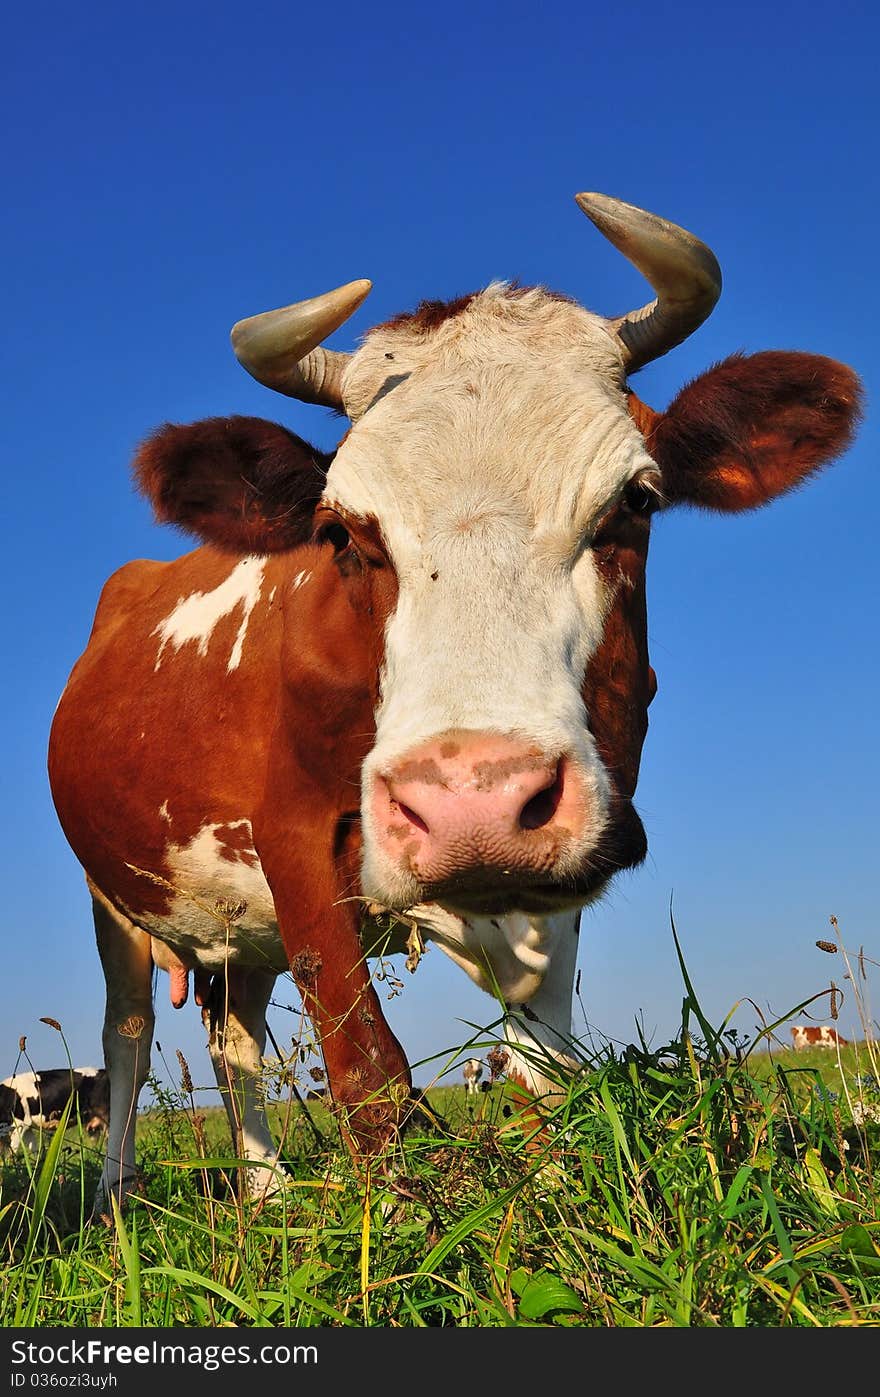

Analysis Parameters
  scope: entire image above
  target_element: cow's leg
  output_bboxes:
[269,880,410,1159]
[203,967,283,1198]
[503,911,582,1099]
[289,925,413,1160]
[90,882,155,1212]
[262,824,412,1162]
[9,1121,37,1154]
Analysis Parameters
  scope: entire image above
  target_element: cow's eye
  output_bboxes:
[320,521,353,555]
[623,475,662,517]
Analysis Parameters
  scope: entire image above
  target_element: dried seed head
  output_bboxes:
[18,1036,26,1053]
[40,1017,62,1032]
[176,1049,194,1095]
[309,1066,326,1083]
[214,897,247,922]
[117,1015,146,1040]
[291,948,322,988]
[816,940,838,954]
[487,1046,510,1082]
[830,982,841,1020]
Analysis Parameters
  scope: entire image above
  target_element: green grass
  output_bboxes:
[1,926,878,1327]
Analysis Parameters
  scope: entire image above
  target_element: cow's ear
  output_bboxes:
[643,352,863,512]
[134,415,332,552]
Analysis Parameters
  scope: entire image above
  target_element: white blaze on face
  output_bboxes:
[152,557,265,673]
[326,286,657,901]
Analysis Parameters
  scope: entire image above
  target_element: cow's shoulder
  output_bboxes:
[89,558,171,640]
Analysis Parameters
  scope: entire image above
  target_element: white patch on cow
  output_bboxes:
[124,819,284,973]
[152,557,265,674]
[2,1072,38,1095]
[327,287,656,906]
[412,904,553,1004]
[158,801,171,824]
[406,903,581,1097]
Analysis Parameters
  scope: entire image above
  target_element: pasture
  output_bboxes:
[1,937,877,1328]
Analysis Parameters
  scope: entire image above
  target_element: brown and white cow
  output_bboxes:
[47,191,862,1209]
[790,1025,850,1050]
[462,1058,484,1096]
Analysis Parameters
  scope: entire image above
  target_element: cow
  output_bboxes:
[47,189,862,1211]
[462,1058,483,1096]
[790,1025,850,1050]
[0,1068,110,1153]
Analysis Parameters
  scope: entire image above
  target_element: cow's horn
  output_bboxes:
[230,278,372,408]
[575,193,722,373]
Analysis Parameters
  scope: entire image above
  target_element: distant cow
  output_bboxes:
[790,1025,850,1051]
[0,1068,110,1153]
[462,1058,483,1096]
[47,188,863,1210]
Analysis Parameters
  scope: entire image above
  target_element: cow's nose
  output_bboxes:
[371,732,586,886]
[386,751,563,838]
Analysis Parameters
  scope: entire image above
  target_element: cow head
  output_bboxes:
[136,193,861,921]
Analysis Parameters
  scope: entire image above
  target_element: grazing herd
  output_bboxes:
[0,1026,853,1164]
[38,186,862,1208]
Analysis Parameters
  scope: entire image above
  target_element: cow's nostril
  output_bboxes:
[394,800,430,835]
[519,762,564,831]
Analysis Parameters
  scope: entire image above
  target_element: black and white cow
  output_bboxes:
[0,1068,110,1153]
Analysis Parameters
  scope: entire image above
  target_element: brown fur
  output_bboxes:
[585,515,653,804]
[134,416,332,553]
[379,283,574,335]
[49,289,864,1180]
[642,352,863,511]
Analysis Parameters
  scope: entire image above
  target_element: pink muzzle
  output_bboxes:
[370,731,591,891]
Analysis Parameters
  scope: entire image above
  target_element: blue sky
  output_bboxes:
[4,0,877,1095]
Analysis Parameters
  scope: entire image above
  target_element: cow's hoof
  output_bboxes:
[92,1172,142,1219]
[243,1161,290,1203]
